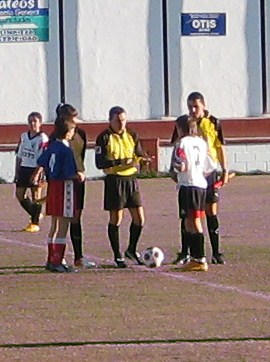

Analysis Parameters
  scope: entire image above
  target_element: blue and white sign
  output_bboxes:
[0,0,48,16]
[181,13,226,36]
[0,0,49,43]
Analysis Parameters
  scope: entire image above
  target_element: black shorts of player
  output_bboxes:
[74,179,85,210]
[16,167,36,188]
[205,170,219,204]
[104,175,142,210]
[178,186,206,219]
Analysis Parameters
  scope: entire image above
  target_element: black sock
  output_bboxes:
[20,198,41,225]
[20,198,34,216]
[206,215,220,255]
[128,222,143,253]
[108,223,121,259]
[190,233,205,259]
[180,218,189,255]
[70,222,83,261]
[31,203,42,225]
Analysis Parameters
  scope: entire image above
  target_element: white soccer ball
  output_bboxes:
[141,247,164,268]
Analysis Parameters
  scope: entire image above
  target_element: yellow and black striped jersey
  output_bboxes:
[95,127,145,176]
[171,111,225,164]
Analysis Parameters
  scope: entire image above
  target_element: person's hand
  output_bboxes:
[77,171,85,182]
[173,161,187,172]
[220,169,229,185]
[139,156,153,165]
[120,158,134,166]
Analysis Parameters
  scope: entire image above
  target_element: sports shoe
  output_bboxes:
[212,253,226,265]
[74,257,96,269]
[22,223,40,232]
[124,250,144,265]
[114,258,127,268]
[181,258,208,272]
[61,258,69,270]
[172,252,190,265]
[45,263,72,273]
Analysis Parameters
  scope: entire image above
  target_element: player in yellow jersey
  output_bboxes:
[95,106,150,268]
[171,92,229,265]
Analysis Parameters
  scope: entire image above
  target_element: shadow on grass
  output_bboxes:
[0,264,143,275]
[1,336,270,349]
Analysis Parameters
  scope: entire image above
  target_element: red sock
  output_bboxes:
[50,244,66,265]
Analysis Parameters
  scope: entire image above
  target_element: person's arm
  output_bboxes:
[14,137,22,182]
[214,118,229,184]
[133,132,152,166]
[217,145,229,184]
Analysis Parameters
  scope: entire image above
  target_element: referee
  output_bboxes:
[95,106,149,268]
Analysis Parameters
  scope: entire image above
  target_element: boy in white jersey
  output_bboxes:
[14,112,48,232]
[171,117,215,271]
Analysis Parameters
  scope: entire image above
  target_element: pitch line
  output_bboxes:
[1,336,270,349]
[1,235,270,302]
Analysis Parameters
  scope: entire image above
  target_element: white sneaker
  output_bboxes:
[74,257,96,269]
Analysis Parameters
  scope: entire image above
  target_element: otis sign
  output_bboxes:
[181,13,226,36]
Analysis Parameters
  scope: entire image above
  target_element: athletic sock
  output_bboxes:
[70,222,83,261]
[180,218,189,255]
[50,243,66,265]
[108,223,121,259]
[31,203,42,225]
[20,198,34,216]
[127,222,143,254]
[206,215,220,255]
[190,233,205,259]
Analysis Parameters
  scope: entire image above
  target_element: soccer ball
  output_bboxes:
[141,247,164,268]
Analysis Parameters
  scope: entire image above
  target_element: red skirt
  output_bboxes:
[46,180,79,218]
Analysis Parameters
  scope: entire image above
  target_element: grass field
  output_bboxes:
[0,176,270,361]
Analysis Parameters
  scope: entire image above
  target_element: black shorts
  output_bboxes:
[206,170,219,204]
[104,175,142,210]
[16,167,36,188]
[178,186,206,219]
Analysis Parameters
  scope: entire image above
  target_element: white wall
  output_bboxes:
[265,0,270,113]
[64,0,164,121]
[167,0,262,118]
[0,0,265,123]
[0,1,60,123]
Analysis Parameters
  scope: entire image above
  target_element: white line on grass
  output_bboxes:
[1,235,270,302]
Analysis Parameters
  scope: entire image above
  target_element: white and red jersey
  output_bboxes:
[173,135,216,189]
[16,131,48,168]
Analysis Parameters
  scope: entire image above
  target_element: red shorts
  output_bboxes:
[46,180,79,218]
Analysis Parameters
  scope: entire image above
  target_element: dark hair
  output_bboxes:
[176,117,197,136]
[28,111,42,122]
[54,118,75,139]
[109,106,126,121]
[187,92,205,105]
[55,103,78,119]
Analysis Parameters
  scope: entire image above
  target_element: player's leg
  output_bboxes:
[125,178,144,265]
[70,181,95,268]
[108,209,125,267]
[30,185,42,225]
[172,186,190,264]
[47,216,71,273]
[16,167,41,231]
[104,175,126,268]
[180,188,208,272]
[125,206,145,265]
[206,202,225,264]
[205,171,225,264]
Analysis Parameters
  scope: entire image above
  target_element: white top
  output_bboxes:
[173,135,216,189]
[17,131,49,168]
